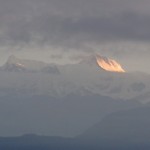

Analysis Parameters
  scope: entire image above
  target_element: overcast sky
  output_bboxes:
[0,0,150,73]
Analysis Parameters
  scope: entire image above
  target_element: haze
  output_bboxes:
[0,1,150,149]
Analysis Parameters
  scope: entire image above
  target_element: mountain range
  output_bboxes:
[1,54,150,102]
[0,54,149,137]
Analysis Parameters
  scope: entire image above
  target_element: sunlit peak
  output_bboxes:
[96,55,125,73]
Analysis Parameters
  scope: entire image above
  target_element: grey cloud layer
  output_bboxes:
[0,0,150,49]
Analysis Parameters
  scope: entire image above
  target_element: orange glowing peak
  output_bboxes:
[96,54,125,73]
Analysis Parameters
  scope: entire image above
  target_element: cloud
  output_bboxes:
[0,0,150,73]
[50,54,63,60]
[0,0,150,48]
[0,0,150,66]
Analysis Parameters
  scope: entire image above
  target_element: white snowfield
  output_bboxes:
[0,54,150,103]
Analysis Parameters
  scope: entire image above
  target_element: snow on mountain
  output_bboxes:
[0,54,149,137]
[96,54,125,72]
[0,54,150,102]
[2,55,59,73]
[57,55,150,102]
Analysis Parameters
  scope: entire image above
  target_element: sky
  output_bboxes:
[0,0,150,73]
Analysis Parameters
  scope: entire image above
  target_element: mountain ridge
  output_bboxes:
[0,54,150,102]
[2,55,60,74]
[0,54,149,137]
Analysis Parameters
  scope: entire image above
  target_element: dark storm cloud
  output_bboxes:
[0,0,150,49]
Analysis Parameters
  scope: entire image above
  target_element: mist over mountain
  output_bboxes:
[2,55,60,74]
[0,55,150,101]
[0,0,150,149]
[77,104,150,149]
[2,105,150,150]
[81,105,150,140]
[0,54,149,137]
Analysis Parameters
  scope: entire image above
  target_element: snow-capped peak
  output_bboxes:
[96,54,125,73]
[3,55,59,74]
[78,54,125,73]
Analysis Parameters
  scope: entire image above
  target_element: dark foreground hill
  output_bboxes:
[1,105,150,150]
[0,135,150,150]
